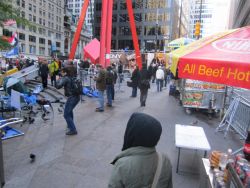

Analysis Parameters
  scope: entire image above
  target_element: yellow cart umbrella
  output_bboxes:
[168,37,195,49]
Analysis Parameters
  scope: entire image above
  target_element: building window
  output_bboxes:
[29,14,32,21]
[29,35,36,43]
[112,27,116,35]
[20,43,25,53]
[21,11,25,18]
[95,27,100,36]
[96,3,102,11]
[33,26,37,32]
[119,14,128,22]
[29,45,36,54]
[21,0,25,8]
[29,4,32,11]
[119,26,131,35]
[33,16,36,23]
[33,5,36,13]
[112,15,117,22]
[19,33,25,40]
[120,3,126,10]
[39,47,45,55]
[134,13,142,22]
[39,38,45,44]
[56,42,60,48]
[56,33,61,40]
[16,0,20,6]
[3,29,12,37]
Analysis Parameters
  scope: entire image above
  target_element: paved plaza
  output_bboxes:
[2,82,242,188]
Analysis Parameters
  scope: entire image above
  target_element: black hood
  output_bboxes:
[122,112,162,151]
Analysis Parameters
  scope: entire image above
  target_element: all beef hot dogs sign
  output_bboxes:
[177,37,250,89]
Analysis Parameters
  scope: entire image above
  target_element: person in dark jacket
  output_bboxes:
[94,64,106,112]
[111,64,117,100]
[106,66,115,107]
[108,112,172,188]
[39,60,49,89]
[130,65,139,97]
[138,63,151,107]
[56,67,80,135]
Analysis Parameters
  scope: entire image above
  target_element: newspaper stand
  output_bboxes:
[179,79,226,115]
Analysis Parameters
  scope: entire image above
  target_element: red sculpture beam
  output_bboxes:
[99,0,109,67]
[105,0,114,67]
[68,0,90,60]
[126,0,142,69]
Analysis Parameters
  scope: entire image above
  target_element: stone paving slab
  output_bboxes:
[2,82,243,188]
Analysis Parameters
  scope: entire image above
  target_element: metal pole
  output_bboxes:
[178,0,183,37]
[198,0,203,39]
[0,132,5,187]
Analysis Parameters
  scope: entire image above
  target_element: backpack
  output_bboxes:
[106,71,114,85]
[71,77,82,96]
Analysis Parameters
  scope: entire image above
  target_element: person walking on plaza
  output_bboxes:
[108,112,173,188]
[156,66,165,92]
[48,59,59,87]
[165,68,171,87]
[138,63,151,107]
[94,64,106,112]
[111,63,117,100]
[56,67,80,135]
[130,65,139,97]
[106,66,115,107]
[39,60,49,89]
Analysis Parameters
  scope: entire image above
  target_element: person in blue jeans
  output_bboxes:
[130,66,139,97]
[106,66,115,107]
[56,67,80,135]
[94,64,106,112]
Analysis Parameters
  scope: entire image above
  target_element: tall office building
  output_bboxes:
[11,0,66,58]
[66,0,94,38]
[188,0,213,38]
[94,0,179,52]
[178,0,190,37]
[229,0,250,28]
[188,0,231,39]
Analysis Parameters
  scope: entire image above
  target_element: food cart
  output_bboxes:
[179,79,226,115]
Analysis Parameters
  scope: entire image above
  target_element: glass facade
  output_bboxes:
[94,0,178,51]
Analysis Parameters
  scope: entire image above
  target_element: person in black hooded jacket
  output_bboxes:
[56,67,80,135]
[108,112,172,188]
[138,63,151,107]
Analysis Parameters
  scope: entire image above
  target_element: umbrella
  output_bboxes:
[168,37,195,48]
[168,26,250,89]
[83,38,100,64]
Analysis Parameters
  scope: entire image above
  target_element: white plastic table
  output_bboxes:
[175,124,211,173]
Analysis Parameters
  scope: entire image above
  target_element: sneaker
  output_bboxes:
[95,108,104,112]
[106,103,112,107]
[66,130,77,135]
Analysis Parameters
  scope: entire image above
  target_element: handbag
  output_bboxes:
[127,81,133,87]
[151,152,163,188]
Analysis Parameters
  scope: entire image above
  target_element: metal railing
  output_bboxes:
[0,118,23,187]
[216,93,250,139]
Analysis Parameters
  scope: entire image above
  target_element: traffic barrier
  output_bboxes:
[216,93,250,140]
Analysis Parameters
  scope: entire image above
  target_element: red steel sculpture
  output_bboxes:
[69,0,142,69]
